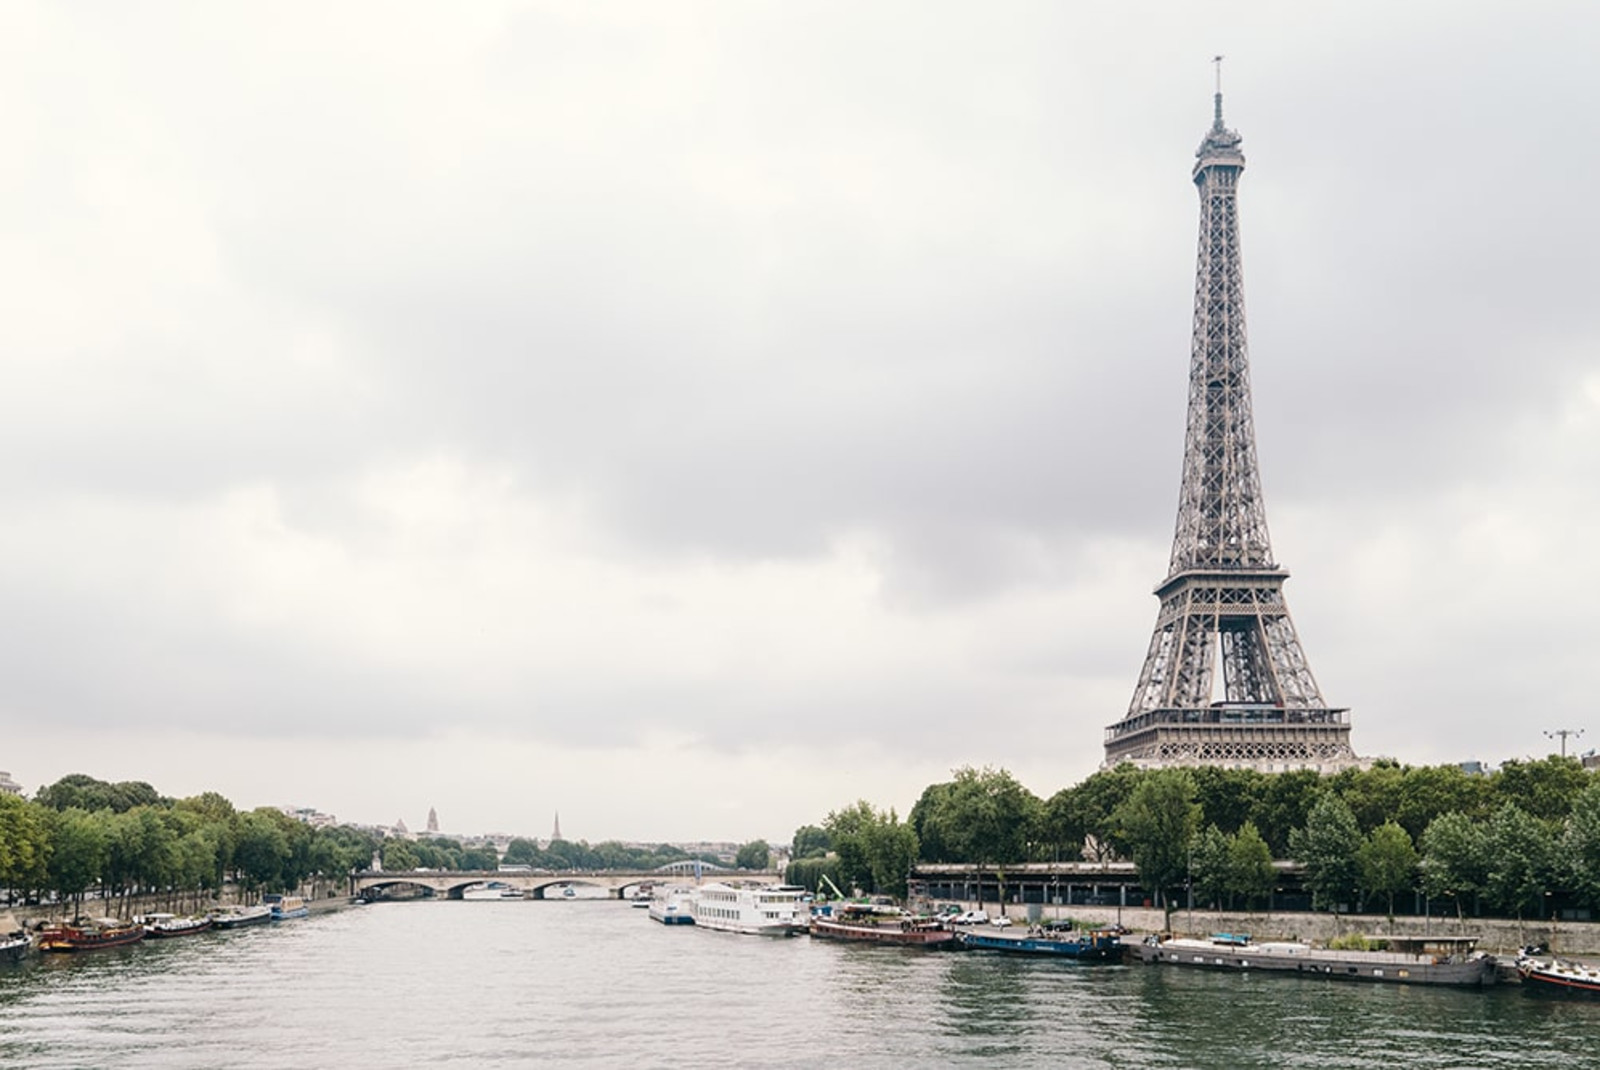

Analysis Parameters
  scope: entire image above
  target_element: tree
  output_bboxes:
[46,808,109,917]
[1329,761,1405,834]
[1492,757,1589,824]
[36,774,164,813]
[1482,802,1554,921]
[1189,825,1231,910]
[1190,766,1266,836]
[920,767,1039,910]
[1420,811,1488,923]
[1256,770,1323,857]
[735,840,770,870]
[381,838,419,872]
[1290,793,1361,916]
[1393,764,1488,841]
[1356,820,1418,920]
[234,809,291,894]
[823,801,918,898]
[1563,779,1600,911]
[907,782,956,863]
[1226,821,1276,912]
[1112,768,1199,926]
[502,838,541,867]
[1050,764,1144,863]
[0,794,50,899]
[790,825,830,860]
[861,816,918,899]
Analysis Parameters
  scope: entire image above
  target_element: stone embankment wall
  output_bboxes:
[981,902,1600,956]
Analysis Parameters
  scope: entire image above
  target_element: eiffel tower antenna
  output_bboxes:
[1102,80,1358,774]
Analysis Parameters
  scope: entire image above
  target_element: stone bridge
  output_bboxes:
[353,865,780,901]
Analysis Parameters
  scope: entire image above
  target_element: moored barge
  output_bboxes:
[1137,933,1495,987]
[808,903,956,948]
[37,918,147,952]
[957,927,1122,960]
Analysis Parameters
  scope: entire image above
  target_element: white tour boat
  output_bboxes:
[687,883,807,936]
[648,888,696,926]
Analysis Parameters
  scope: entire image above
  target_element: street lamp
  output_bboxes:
[1544,728,1584,758]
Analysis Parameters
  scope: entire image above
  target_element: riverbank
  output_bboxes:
[10,887,360,929]
[955,901,1600,956]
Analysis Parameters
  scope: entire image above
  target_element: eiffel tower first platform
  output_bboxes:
[1102,88,1358,773]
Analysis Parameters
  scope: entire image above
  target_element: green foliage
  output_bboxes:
[1191,767,1266,836]
[784,853,844,895]
[1046,764,1142,863]
[1482,802,1554,919]
[908,783,956,862]
[734,840,770,870]
[823,800,918,897]
[921,766,1040,869]
[1356,820,1418,916]
[46,808,108,913]
[1328,762,1404,834]
[0,793,51,895]
[1419,810,1487,918]
[1391,764,1488,840]
[1491,758,1589,824]
[1256,771,1323,856]
[1325,932,1377,951]
[790,825,830,860]
[502,838,541,866]
[36,774,166,814]
[1563,779,1600,910]
[1189,825,1231,909]
[1112,769,1200,916]
[1290,793,1361,913]
[1226,821,1276,911]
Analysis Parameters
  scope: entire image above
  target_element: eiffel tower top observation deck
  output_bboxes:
[1102,85,1357,773]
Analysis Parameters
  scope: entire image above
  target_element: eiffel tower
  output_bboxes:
[1103,84,1357,773]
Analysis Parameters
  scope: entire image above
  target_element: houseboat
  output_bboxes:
[1137,932,1495,987]
[808,902,956,948]
[957,926,1121,960]
[142,913,214,938]
[37,918,146,952]
[266,894,309,920]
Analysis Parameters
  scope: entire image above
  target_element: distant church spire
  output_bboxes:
[426,806,439,834]
[552,811,562,841]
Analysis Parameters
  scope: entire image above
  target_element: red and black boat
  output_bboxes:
[1518,950,1600,998]
[37,918,146,952]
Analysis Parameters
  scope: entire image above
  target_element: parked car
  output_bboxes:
[950,909,990,926]
[991,916,1012,928]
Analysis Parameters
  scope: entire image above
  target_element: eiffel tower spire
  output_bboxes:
[1103,86,1357,773]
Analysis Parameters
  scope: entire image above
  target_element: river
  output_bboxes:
[1,900,1595,1068]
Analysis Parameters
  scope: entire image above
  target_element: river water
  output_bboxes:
[1,901,1595,1069]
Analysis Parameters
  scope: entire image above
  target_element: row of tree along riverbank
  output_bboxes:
[0,773,756,918]
[784,758,1600,929]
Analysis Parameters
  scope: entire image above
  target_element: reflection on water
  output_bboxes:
[1,904,1596,1069]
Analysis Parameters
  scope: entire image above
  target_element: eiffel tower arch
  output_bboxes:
[1102,88,1359,774]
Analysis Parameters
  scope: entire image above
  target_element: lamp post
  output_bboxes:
[1544,728,1584,758]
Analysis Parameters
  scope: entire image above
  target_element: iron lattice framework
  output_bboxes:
[1103,92,1357,773]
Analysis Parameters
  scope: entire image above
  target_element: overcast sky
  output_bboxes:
[3,2,1597,844]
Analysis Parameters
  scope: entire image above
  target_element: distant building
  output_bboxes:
[427,807,439,835]
[281,805,338,827]
[552,811,562,841]
[1458,760,1493,777]
[1583,751,1599,772]
[0,771,22,796]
